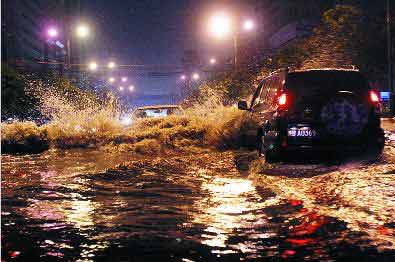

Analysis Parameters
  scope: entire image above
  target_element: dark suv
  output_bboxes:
[238,68,384,162]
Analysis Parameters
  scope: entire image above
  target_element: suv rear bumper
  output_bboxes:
[263,127,384,154]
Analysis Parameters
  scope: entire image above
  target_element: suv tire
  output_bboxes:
[265,149,281,163]
[366,128,385,156]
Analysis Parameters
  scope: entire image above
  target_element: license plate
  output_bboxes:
[287,127,316,137]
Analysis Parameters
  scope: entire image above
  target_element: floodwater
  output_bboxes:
[2,131,395,261]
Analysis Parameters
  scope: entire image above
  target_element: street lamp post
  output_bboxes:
[45,27,59,73]
[66,39,71,69]
[387,0,394,116]
[233,34,238,71]
[44,23,90,79]
[65,24,90,69]
[209,13,254,71]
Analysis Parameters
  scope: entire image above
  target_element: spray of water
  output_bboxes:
[2,74,124,150]
[2,76,250,153]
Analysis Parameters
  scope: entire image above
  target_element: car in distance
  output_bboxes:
[133,105,183,119]
[238,68,384,162]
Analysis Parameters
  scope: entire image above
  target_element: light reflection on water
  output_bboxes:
[21,178,109,261]
[1,149,129,261]
[193,176,280,255]
[3,148,395,260]
[20,196,109,261]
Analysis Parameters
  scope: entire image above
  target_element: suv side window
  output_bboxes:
[267,75,280,109]
[259,80,269,105]
[265,73,285,110]
[251,72,285,111]
[250,81,263,108]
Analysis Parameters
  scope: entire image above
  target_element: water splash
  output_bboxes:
[2,75,249,153]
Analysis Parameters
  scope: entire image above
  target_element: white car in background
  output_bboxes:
[120,105,183,125]
[132,105,183,119]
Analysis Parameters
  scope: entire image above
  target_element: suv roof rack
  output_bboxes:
[259,65,359,83]
[261,68,288,79]
[290,65,359,72]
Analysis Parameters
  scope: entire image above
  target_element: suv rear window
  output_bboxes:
[286,71,368,96]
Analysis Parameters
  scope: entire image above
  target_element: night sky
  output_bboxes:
[83,0,251,96]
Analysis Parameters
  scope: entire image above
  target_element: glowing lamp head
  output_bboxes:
[47,27,58,38]
[119,86,124,91]
[180,75,186,80]
[108,77,115,83]
[210,58,216,64]
[121,77,127,82]
[76,24,89,38]
[192,73,199,80]
[243,20,254,31]
[107,62,115,69]
[88,62,97,71]
[129,85,134,91]
[209,12,232,38]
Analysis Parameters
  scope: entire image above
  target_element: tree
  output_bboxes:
[302,5,364,69]
[1,64,39,119]
[301,4,392,82]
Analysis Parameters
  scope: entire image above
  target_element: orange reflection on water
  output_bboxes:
[20,176,109,261]
[193,177,279,253]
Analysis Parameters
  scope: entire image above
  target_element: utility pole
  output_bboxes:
[387,0,394,116]
[233,34,238,71]
[66,39,71,69]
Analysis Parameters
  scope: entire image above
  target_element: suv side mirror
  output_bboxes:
[238,100,249,110]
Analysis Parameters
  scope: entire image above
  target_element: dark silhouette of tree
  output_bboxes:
[302,5,363,69]
[1,64,39,119]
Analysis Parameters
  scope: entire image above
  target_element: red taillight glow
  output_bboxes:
[278,93,287,106]
[369,90,380,103]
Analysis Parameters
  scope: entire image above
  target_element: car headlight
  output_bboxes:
[120,116,132,126]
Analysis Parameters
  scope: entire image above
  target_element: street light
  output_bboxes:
[108,77,115,83]
[119,86,124,91]
[243,20,254,31]
[210,58,216,64]
[107,61,116,69]
[47,27,58,38]
[43,23,91,71]
[208,12,254,70]
[76,24,89,38]
[65,23,90,69]
[209,12,232,38]
[121,77,127,82]
[129,85,135,91]
[88,61,97,71]
[192,73,199,80]
[180,75,186,80]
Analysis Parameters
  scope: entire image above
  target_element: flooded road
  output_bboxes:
[2,130,395,261]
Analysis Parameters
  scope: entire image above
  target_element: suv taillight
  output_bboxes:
[369,90,380,103]
[278,93,288,108]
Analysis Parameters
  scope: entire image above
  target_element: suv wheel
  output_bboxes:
[265,149,280,163]
[257,131,264,157]
[258,133,282,163]
[366,129,385,156]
